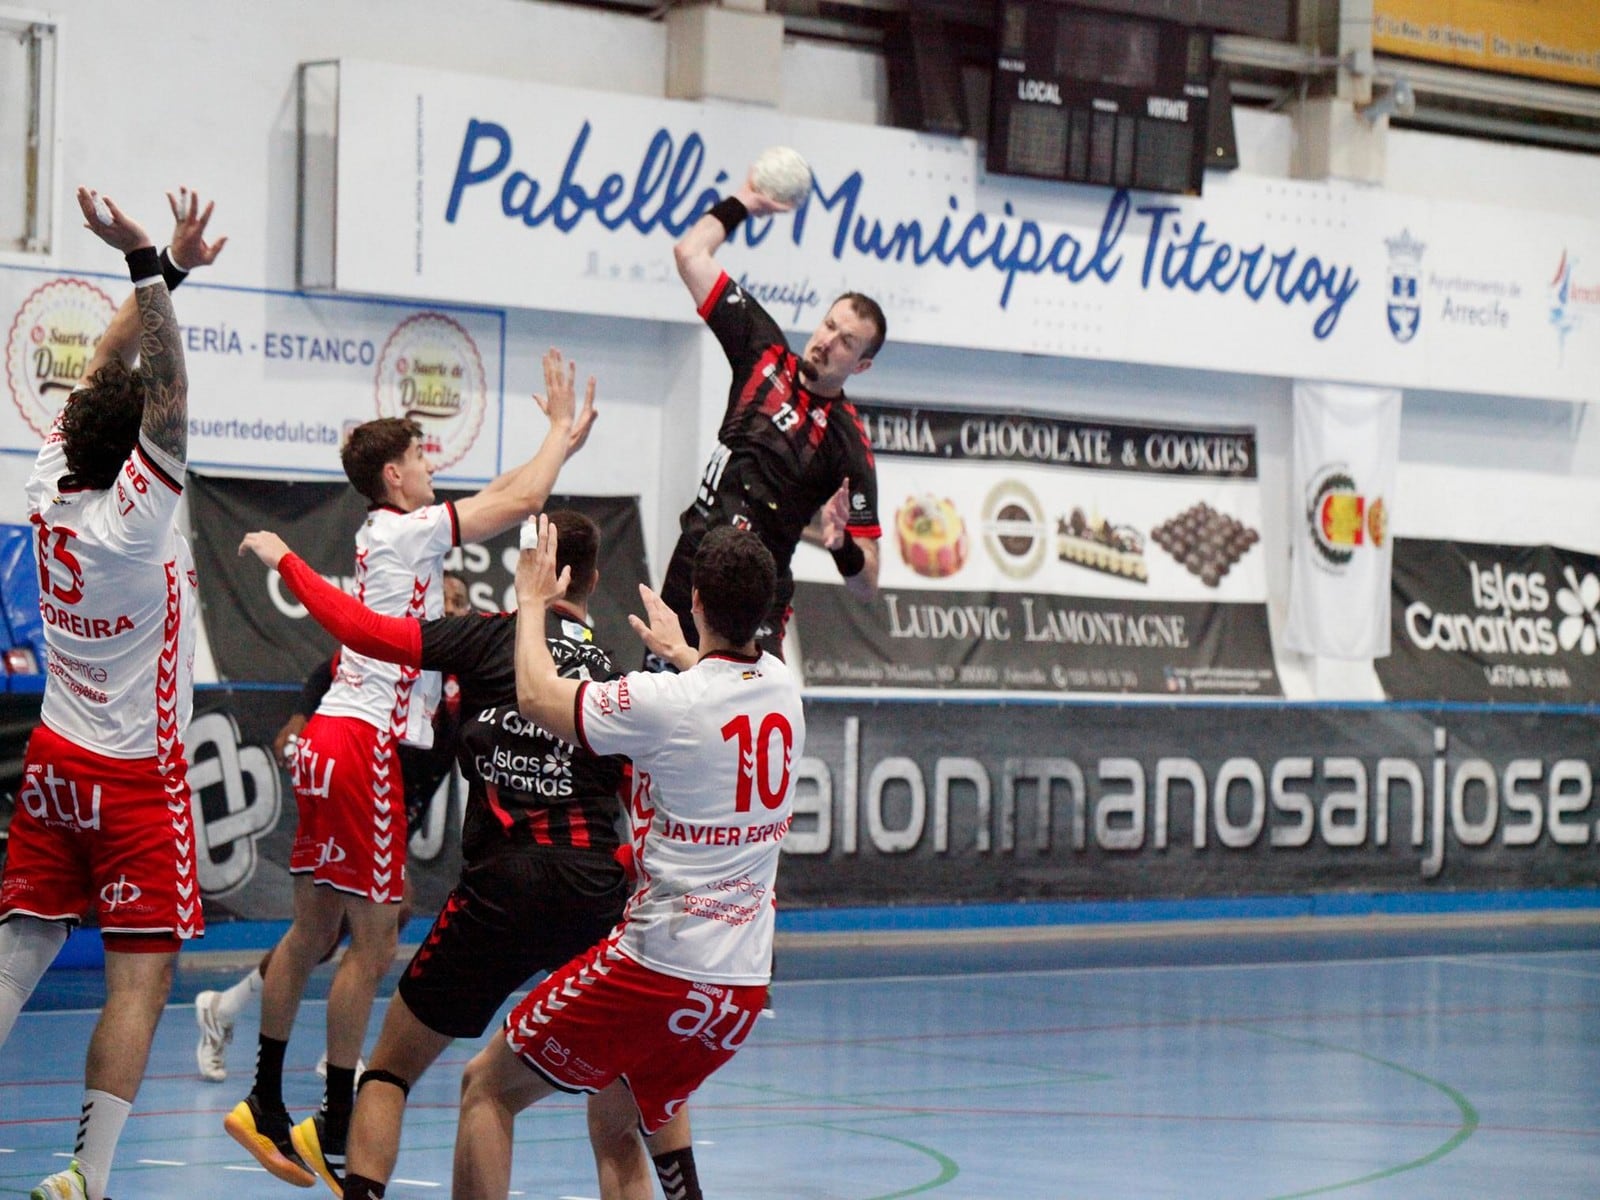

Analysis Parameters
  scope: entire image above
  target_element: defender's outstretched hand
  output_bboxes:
[515,514,571,612]
[565,372,598,459]
[167,187,228,269]
[817,477,852,551]
[238,530,291,570]
[629,584,695,672]
[77,188,153,253]
[532,348,598,460]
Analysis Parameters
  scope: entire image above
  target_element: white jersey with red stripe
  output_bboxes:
[575,650,803,985]
[315,501,457,747]
[25,421,196,761]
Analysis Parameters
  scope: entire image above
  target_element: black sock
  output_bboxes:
[323,1064,357,1149]
[253,1036,289,1110]
[343,1174,386,1200]
[652,1146,704,1200]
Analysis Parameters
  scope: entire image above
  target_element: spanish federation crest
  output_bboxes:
[1384,229,1425,344]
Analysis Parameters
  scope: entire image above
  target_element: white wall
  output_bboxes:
[37,0,668,288]
[11,0,1599,695]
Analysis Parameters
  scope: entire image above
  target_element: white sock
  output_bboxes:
[216,965,263,1022]
[0,916,68,1048]
[75,1088,132,1200]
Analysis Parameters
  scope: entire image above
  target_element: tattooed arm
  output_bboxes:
[75,187,189,465]
[132,271,188,464]
[83,188,225,380]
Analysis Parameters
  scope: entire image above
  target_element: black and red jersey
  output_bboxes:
[682,273,882,584]
[417,610,626,861]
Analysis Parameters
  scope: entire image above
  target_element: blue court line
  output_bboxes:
[772,887,1600,935]
[801,693,1600,716]
[45,887,1599,969]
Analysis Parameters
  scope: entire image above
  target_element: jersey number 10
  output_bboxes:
[720,712,793,813]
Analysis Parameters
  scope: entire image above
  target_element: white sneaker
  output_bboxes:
[29,1161,87,1200]
[195,988,234,1083]
[315,1050,367,1079]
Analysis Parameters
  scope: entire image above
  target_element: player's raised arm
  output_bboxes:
[513,515,582,744]
[453,349,594,543]
[82,187,225,386]
[673,161,794,310]
[76,188,189,465]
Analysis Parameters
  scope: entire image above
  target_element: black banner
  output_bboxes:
[795,583,1281,695]
[856,403,1259,478]
[780,700,1600,905]
[6,693,1596,918]
[1379,538,1600,703]
[188,476,649,683]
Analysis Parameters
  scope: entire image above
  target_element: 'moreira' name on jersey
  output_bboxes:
[39,603,134,640]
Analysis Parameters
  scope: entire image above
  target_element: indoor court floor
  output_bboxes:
[1,916,1597,1199]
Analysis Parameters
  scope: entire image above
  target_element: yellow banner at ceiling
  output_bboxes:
[1374,0,1600,87]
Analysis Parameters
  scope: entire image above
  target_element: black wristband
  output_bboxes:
[709,196,748,236]
[125,246,161,285]
[159,248,189,291]
[830,537,866,578]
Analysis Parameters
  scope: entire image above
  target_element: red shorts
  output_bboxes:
[0,724,202,942]
[288,714,406,903]
[503,931,766,1134]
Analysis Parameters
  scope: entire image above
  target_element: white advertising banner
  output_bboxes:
[790,402,1281,696]
[0,268,506,479]
[1284,382,1403,661]
[327,59,1598,403]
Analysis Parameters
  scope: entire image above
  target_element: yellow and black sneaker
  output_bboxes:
[291,1111,347,1198]
[28,1160,90,1200]
[223,1093,315,1187]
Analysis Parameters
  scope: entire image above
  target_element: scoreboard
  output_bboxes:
[987,1,1214,195]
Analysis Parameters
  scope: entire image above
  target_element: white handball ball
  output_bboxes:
[751,145,813,207]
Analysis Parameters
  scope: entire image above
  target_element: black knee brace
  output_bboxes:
[356,1068,412,1098]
